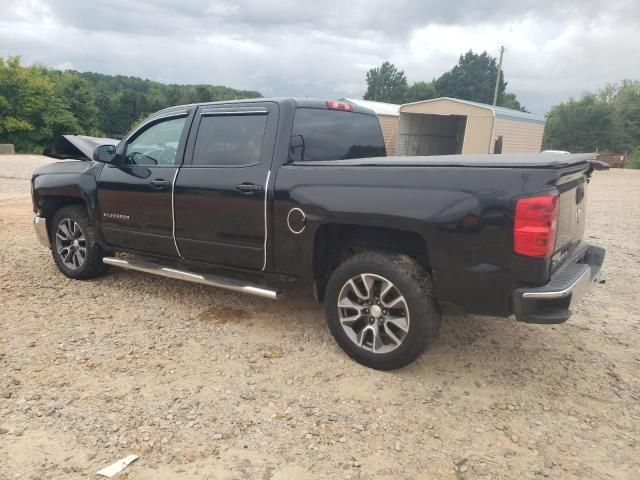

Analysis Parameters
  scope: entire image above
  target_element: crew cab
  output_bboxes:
[31,98,605,370]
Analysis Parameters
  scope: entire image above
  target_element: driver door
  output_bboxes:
[97,111,192,256]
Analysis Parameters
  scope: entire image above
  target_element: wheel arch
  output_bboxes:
[312,223,431,302]
[37,195,90,243]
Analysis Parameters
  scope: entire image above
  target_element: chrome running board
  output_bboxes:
[103,257,279,300]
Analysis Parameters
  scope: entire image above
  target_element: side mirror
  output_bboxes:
[93,144,117,163]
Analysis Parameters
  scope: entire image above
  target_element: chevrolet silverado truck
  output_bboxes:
[31,98,605,370]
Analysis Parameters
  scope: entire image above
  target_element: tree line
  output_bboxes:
[0,56,261,152]
[363,51,526,111]
[2,54,638,166]
[543,81,640,167]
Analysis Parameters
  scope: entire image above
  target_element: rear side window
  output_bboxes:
[193,114,267,166]
[289,108,386,162]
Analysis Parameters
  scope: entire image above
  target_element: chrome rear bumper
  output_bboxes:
[512,244,605,324]
[34,216,50,248]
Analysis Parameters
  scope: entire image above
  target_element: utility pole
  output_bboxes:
[492,45,505,106]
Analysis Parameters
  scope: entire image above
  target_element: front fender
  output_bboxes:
[32,161,104,234]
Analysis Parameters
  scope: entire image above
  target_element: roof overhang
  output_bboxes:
[399,97,546,125]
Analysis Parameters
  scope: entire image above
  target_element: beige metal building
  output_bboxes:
[397,97,546,156]
[344,97,546,156]
[342,98,400,155]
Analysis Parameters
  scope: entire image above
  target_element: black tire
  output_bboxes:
[50,205,108,280]
[325,251,440,370]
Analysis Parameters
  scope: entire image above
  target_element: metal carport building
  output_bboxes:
[397,97,546,156]
[342,98,400,155]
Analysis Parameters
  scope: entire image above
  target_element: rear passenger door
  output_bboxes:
[173,103,278,270]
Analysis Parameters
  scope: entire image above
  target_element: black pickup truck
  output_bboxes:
[31,98,605,369]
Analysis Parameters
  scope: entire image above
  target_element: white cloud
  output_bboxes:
[1,0,638,113]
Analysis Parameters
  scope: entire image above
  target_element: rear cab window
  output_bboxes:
[289,108,386,162]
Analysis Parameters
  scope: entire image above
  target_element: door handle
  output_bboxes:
[235,183,264,194]
[150,179,171,189]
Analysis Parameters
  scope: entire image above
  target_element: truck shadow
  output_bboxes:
[400,313,584,387]
[101,268,581,381]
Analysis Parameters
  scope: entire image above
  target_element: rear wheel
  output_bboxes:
[325,251,440,370]
[51,205,108,279]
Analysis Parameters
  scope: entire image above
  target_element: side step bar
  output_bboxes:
[103,257,279,300]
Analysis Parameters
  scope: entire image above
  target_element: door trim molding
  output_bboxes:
[261,170,271,271]
[171,168,183,258]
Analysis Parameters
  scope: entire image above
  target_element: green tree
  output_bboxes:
[500,92,527,112]
[0,56,264,151]
[78,72,261,136]
[405,81,437,103]
[543,81,640,162]
[543,94,613,152]
[432,50,525,110]
[53,72,100,135]
[362,52,525,109]
[434,51,501,104]
[0,57,77,151]
[363,61,408,103]
[611,80,640,153]
[628,147,640,169]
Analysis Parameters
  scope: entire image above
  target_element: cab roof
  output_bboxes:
[156,97,377,117]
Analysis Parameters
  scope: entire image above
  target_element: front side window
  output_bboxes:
[125,116,187,166]
[192,114,267,166]
[289,108,386,162]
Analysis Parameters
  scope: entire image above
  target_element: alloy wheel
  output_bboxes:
[55,218,87,270]
[337,273,410,354]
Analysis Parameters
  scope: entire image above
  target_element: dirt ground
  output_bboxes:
[1,155,638,479]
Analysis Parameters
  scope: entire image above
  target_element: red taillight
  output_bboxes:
[514,193,559,258]
[326,100,353,112]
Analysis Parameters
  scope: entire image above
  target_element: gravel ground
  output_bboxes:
[1,155,639,479]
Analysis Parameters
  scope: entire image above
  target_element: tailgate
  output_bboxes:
[551,169,589,270]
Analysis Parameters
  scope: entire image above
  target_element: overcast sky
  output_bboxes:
[1,0,638,114]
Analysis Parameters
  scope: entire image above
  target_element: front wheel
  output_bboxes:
[325,251,440,370]
[50,205,108,280]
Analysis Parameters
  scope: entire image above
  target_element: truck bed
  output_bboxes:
[295,153,596,169]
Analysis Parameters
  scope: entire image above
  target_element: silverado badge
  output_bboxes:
[103,212,130,220]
